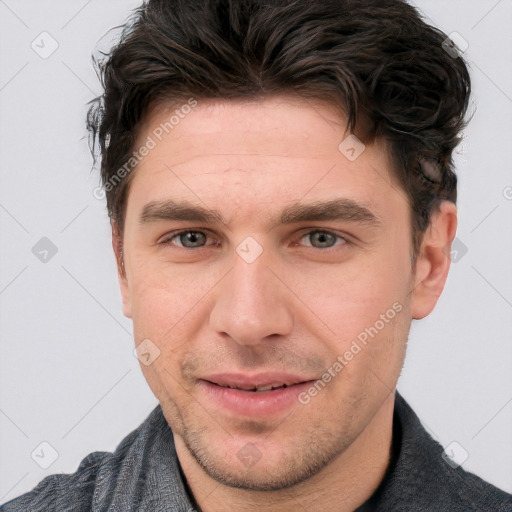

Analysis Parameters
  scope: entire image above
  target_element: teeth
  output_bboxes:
[218,382,289,391]
[255,384,274,392]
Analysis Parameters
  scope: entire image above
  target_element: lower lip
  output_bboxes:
[198,380,314,417]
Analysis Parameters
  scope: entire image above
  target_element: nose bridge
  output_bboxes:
[209,245,293,345]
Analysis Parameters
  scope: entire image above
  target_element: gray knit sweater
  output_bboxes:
[1,392,511,511]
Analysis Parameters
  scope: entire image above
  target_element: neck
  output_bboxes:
[175,393,395,512]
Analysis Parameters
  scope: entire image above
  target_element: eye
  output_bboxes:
[299,230,348,249]
[159,230,212,249]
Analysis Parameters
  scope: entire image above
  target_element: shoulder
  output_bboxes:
[388,393,512,512]
[0,406,163,512]
[0,451,107,512]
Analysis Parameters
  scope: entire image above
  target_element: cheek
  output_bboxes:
[289,254,409,332]
[128,263,223,354]
[284,244,411,369]
[130,283,194,345]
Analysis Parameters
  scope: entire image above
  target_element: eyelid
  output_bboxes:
[296,229,350,247]
[158,228,218,248]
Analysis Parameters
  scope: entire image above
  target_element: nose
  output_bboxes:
[209,247,294,346]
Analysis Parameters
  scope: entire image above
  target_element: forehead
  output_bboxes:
[138,95,373,162]
[126,95,405,227]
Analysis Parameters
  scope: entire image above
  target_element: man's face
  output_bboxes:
[118,96,416,490]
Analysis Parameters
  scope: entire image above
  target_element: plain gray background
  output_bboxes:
[0,0,511,504]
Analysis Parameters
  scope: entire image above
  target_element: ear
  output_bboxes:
[410,201,458,320]
[111,221,132,319]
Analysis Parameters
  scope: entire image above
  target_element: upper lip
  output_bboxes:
[201,372,316,390]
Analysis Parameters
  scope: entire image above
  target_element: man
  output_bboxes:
[2,0,511,510]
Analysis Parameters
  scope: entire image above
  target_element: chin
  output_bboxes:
[182,426,345,492]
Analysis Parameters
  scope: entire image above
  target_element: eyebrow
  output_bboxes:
[139,198,382,229]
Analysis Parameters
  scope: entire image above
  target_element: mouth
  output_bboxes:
[201,372,311,387]
[197,372,317,417]
[213,382,293,392]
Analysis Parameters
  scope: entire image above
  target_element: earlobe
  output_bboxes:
[410,201,458,320]
[111,221,132,319]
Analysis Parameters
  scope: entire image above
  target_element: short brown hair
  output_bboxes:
[87,0,471,264]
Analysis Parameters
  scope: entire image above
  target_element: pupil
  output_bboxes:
[314,232,333,247]
[182,232,204,247]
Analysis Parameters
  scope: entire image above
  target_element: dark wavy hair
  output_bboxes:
[87,0,471,266]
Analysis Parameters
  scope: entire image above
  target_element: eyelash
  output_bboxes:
[158,229,352,251]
